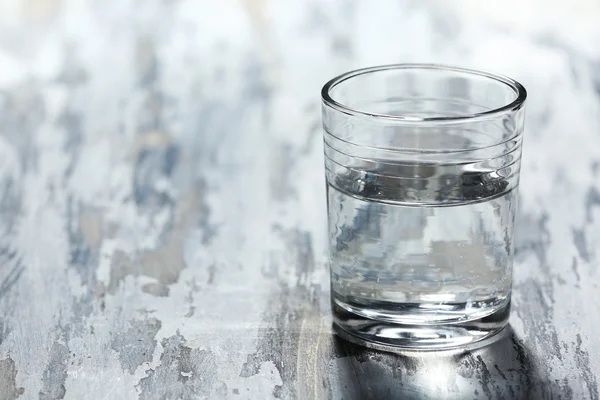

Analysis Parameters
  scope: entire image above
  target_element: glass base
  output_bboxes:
[332,298,510,352]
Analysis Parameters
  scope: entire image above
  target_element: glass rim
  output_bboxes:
[321,64,527,124]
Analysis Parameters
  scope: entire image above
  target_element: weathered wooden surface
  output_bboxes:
[0,0,599,399]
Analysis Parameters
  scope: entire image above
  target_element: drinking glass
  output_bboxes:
[321,64,527,350]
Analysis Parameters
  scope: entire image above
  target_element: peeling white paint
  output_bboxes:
[0,0,599,399]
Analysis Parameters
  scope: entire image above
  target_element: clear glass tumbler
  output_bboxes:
[322,64,527,350]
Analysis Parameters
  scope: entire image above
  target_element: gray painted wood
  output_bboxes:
[0,0,599,399]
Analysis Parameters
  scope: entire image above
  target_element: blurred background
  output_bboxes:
[2,0,599,214]
[0,0,599,399]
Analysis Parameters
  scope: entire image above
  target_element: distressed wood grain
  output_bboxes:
[0,0,599,399]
